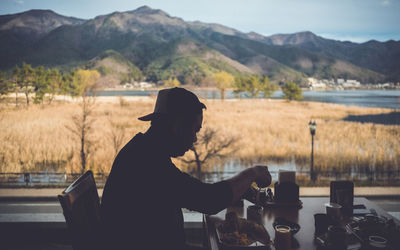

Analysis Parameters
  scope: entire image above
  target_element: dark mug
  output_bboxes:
[336,189,353,216]
[327,225,347,249]
[259,189,267,204]
[314,213,332,235]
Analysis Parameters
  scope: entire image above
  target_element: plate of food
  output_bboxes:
[216,211,272,249]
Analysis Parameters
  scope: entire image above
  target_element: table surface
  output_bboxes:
[204,197,399,250]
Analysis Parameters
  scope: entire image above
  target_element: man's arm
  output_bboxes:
[226,165,271,203]
[169,164,271,214]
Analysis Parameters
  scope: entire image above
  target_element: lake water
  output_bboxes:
[100,89,400,109]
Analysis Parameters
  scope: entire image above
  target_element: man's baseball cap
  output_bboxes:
[138,87,206,121]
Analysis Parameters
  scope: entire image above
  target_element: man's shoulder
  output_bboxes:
[112,133,147,164]
[119,132,147,153]
[114,132,167,165]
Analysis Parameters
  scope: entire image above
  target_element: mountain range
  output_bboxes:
[1,6,399,86]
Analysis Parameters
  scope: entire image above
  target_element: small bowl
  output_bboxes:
[368,235,387,248]
[273,217,300,235]
[324,202,342,209]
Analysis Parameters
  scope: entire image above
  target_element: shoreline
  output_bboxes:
[4,89,400,111]
[101,87,400,91]
[87,96,400,114]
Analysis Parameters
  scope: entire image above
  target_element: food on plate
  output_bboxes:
[218,211,270,246]
[220,231,252,246]
[221,211,240,232]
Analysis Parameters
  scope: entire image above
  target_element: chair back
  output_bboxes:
[58,170,101,250]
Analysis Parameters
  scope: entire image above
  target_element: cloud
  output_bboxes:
[381,0,390,7]
[13,0,24,4]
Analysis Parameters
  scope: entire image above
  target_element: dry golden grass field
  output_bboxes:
[0,96,399,177]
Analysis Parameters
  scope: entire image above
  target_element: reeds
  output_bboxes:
[0,97,399,176]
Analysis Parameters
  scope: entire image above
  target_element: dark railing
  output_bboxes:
[0,169,399,187]
[199,170,400,184]
[0,172,108,186]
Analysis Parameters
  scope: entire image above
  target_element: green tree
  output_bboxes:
[233,76,247,98]
[244,75,262,98]
[11,65,25,106]
[164,77,181,88]
[60,70,76,97]
[20,62,34,106]
[260,76,278,98]
[32,66,47,104]
[46,68,63,104]
[282,81,303,101]
[214,71,234,100]
[0,72,12,99]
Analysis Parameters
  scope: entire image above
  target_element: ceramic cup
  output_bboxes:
[274,225,291,250]
[314,213,332,235]
[325,202,342,223]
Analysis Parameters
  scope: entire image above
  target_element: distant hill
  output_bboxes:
[0,9,85,69]
[0,6,399,86]
[84,50,143,87]
[0,9,84,37]
[253,31,400,81]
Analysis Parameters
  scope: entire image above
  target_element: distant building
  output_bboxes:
[342,79,361,88]
[308,77,318,85]
[123,83,133,89]
[133,81,153,89]
[308,77,327,89]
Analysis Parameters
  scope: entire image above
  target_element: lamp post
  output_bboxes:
[308,121,317,182]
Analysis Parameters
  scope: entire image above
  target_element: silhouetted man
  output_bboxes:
[101,87,271,250]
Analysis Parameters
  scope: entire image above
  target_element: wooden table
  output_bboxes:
[204,197,399,250]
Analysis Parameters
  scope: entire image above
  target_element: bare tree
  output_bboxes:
[107,119,128,158]
[179,127,238,180]
[66,69,100,173]
[66,95,96,173]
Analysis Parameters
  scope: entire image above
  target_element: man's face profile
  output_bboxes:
[171,113,203,157]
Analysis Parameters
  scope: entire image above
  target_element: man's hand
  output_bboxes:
[227,165,271,204]
[252,165,271,188]
[241,185,258,203]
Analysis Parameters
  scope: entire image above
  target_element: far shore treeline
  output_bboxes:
[0,62,102,106]
[0,62,304,104]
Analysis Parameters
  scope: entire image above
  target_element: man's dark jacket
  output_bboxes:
[101,131,233,250]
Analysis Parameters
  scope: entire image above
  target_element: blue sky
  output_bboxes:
[1,0,399,43]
